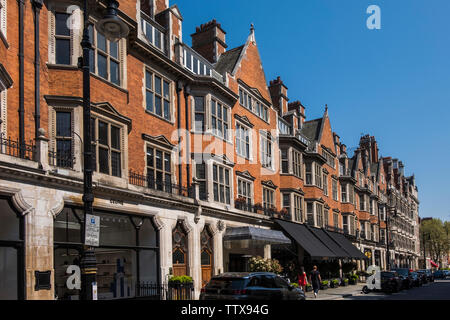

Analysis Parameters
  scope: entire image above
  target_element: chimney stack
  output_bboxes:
[191,19,227,64]
[269,76,289,116]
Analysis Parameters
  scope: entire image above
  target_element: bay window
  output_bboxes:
[213,164,230,204]
[211,99,229,140]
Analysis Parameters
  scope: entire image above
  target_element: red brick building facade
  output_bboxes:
[0,0,419,300]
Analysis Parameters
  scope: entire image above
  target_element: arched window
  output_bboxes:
[172,221,188,276]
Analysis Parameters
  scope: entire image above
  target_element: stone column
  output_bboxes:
[35,128,49,171]
[17,187,64,300]
[264,244,271,259]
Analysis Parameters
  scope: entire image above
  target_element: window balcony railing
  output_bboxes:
[325,225,345,234]
[141,13,166,53]
[180,44,224,83]
[278,118,292,135]
[129,170,195,199]
[234,202,291,220]
[0,135,36,161]
[48,150,74,169]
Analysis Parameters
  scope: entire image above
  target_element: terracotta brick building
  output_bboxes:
[0,0,419,300]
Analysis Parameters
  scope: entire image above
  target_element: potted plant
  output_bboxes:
[268,206,278,217]
[168,275,193,287]
[330,279,340,288]
[279,208,290,219]
[235,197,246,210]
[341,278,349,286]
[320,280,329,290]
[290,282,299,288]
[349,274,359,285]
[254,203,264,214]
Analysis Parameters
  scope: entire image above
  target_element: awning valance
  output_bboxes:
[325,230,368,260]
[275,220,337,259]
[223,226,291,245]
[308,227,352,259]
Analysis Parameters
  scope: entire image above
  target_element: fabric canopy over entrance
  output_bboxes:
[275,219,337,259]
[308,227,352,259]
[325,231,368,260]
[223,226,291,245]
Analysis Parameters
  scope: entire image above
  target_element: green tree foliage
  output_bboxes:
[421,218,449,265]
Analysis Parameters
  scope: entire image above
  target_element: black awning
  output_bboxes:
[307,227,352,259]
[223,226,291,245]
[275,219,337,260]
[325,230,368,260]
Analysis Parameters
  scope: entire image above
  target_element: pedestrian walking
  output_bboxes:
[309,265,322,298]
[298,266,308,293]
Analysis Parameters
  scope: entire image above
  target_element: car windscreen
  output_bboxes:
[206,278,249,290]
[381,272,395,278]
[393,269,409,276]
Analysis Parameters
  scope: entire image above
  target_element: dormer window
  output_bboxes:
[238,86,269,122]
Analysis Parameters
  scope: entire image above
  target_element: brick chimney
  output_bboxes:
[287,100,306,129]
[359,134,379,163]
[269,76,289,116]
[191,19,227,64]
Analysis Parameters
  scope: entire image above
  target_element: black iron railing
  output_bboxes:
[135,282,194,300]
[48,150,74,168]
[0,135,36,160]
[326,225,345,234]
[234,202,292,220]
[129,170,195,198]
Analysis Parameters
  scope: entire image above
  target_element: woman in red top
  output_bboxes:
[298,266,308,292]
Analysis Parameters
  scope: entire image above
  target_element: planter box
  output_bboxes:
[340,281,349,287]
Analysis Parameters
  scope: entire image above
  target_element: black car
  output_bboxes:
[380,271,401,293]
[416,270,429,284]
[410,272,422,287]
[433,270,446,279]
[391,268,413,289]
[199,272,306,300]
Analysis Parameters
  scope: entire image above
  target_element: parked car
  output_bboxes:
[416,270,428,284]
[433,270,446,279]
[199,272,306,300]
[391,268,413,289]
[444,270,450,278]
[410,272,422,287]
[380,271,401,293]
[417,269,434,282]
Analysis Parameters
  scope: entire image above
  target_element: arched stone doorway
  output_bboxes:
[172,221,189,277]
[200,226,214,287]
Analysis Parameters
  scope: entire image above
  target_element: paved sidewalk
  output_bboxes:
[305,283,365,300]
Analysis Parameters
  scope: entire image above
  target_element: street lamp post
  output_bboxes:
[79,0,128,300]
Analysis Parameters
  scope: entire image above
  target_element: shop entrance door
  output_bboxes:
[201,249,212,286]
[229,254,250,272]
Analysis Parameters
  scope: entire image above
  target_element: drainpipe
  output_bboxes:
[32,0,43,140]
[176,81,183,192]
[18,0,25,157]
[184,85,191,190]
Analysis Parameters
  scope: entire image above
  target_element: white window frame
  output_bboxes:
[260,131,274,170]
[144,67,173,122]
[210,97,230,141]
[237,177,253,207]
[0,0,7,40]
[238,85,270,123]
[90,114,125,178]
[262,187,275,209]
[212,162,231,205]
[235,121,251,160]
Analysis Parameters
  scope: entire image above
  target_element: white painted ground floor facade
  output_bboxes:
[0,152,274,300]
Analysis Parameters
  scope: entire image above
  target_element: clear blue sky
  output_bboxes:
[176,0,450,222]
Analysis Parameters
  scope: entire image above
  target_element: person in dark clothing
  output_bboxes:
[309,265,322,298]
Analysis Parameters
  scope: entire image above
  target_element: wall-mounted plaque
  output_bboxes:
[35,270,51,291]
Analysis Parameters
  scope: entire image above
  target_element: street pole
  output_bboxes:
[79,0,97,301]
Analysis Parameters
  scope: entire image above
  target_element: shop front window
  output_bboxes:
[54,207,160,300]
[0,198,24,300]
